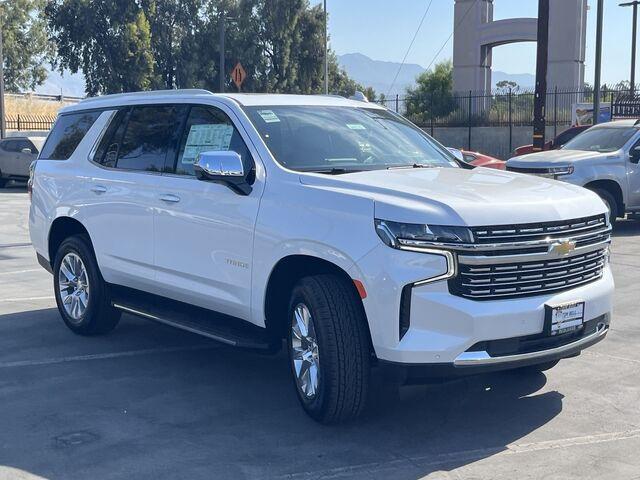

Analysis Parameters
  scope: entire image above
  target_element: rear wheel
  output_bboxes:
[287,274,371,424]
[0,177,8,188]
[53,235,121,335]
[590,188,618,227]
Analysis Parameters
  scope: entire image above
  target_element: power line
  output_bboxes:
[423,0,479,73]
[386,0,434,96]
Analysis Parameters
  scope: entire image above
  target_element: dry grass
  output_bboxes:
[5,95,79,118]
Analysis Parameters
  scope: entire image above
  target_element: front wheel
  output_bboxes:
[590,188,618,227]
[287,274,371,424]
[53,235,121,335]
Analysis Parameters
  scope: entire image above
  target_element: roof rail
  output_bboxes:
[79,89,214,104]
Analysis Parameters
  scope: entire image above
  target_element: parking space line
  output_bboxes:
[0,344,218,369]
[0,242,32,249]
[0,296,55,303]
[0,269,41,275]
[279,429,640,479]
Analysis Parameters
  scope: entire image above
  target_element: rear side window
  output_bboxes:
[40,111,101,160]
[115,105,185,172]
[0,140,21,152]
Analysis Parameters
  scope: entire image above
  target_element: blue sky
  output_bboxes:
[311,0,633,85]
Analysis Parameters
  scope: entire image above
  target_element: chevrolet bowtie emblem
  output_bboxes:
[551,240,577,256]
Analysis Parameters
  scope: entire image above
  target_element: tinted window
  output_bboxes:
[173,106,251,176]
[1,140,21,152]
[16,140,37,153]
[40,111,101,160]
[555,127,585,147]
[114,105,185,172]
[93,109,130,168]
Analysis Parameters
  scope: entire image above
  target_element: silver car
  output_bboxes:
[0,136,45,187]
[506,120,640,225]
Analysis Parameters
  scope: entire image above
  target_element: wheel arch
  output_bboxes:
[48,216,93,268]
[584,179,625,217]
[263,254,372,345]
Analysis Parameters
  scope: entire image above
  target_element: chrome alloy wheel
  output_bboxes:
[58,252,90,322]
[291,303,320,399]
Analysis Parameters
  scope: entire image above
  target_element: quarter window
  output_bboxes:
[173,106,251,176]
[39,111,101,160]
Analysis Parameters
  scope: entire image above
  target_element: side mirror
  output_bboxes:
[447,147,464,162]
[630,146,640,164]
[194,150,252,195]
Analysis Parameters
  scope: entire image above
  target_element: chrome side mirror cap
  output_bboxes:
[447,147,464,162]
[194,151,252,195]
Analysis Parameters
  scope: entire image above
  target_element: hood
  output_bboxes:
[299,167,606,226]
[508,149,615,168]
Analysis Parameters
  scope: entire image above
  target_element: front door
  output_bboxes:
[627,139,640,209]
[152,104,264,321]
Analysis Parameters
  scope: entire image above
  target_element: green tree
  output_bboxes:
[47,0,156,95]
[495,80,519,94]
[46,0,375,97]
[405,60,456,125]
[0,0,52,92]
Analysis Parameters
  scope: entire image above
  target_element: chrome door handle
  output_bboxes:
[90,185,107,194]
[159,194,181,203]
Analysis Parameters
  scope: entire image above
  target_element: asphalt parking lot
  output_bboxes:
[1,183,639,480]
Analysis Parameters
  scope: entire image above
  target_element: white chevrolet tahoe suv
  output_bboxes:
[30,90,613,423]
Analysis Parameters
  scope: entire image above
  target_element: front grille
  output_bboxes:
[450,249,607,300]
[447,215,611,300]
[471,214,607,244]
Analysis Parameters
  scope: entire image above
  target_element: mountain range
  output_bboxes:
[337,52,535,96]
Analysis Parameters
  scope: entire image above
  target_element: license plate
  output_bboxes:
[545,301,585,336]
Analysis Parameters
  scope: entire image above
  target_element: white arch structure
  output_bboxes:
[452,0,588,92]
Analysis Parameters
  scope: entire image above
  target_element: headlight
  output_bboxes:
[532,166,574,179]
[375,219,473,249]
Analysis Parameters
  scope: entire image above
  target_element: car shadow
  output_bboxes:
[0,308,563,479]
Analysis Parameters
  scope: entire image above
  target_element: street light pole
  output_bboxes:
[593,0,604,125]
[0,23,6,139]
[219,6,225,93]
[620,1,640,94]
[324,0,328,95]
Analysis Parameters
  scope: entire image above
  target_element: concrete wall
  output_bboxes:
[425,125,570,160]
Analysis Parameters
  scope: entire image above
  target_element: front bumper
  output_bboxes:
[351,244,614,366]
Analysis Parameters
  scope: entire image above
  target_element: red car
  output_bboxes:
[513,125,590,156]
[461,150,506,170]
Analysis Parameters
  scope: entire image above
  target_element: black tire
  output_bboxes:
[516,359,560,374]
[53,235,121,335]
[590,188,618,227]
[287,274,371,424]
[0,177,8,188]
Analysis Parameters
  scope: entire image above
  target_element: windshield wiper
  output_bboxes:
[301,167,364,175]
[387,163,435,170]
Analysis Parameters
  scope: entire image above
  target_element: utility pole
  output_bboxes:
[324,0,328,94]
[0,21,6,139]
[593,0,604,125]
[620,1,640,94]
[219,6,225,93]
[532,0,549,151]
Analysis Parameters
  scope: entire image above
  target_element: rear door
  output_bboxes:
[0,139,22,176]
[627,137,640,209]
[85,104,187,290]
[151,104,264,320]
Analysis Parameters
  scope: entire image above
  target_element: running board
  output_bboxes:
[111,287,277,352]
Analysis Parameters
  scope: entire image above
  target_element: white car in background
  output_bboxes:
[0,136,45,187]
[29,90,613,423]
[507,120,640,225]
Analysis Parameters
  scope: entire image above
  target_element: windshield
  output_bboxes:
[561,126,638,153]
[244,106,458,173]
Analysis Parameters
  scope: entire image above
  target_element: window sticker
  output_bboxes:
[257,110,280,123]
[346,123,366,130]
[181,124,234,164]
